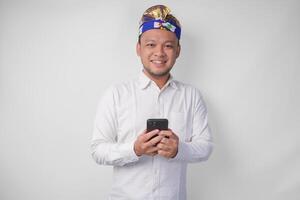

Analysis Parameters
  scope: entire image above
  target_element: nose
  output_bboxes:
[154,45,166,57]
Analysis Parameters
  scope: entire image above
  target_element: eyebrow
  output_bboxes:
[144,39,156,42]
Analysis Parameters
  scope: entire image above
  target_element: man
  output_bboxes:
[91,5,213,200]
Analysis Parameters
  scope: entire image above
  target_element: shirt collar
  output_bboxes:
[138,70,178,90]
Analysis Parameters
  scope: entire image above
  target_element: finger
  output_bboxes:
[137,130,147,141]
[151,134,164,143]
[143,129,160,141]
[146,146,159,153]
[159,130,173,138]
[145,135,164,147]
[157,150,169,157]
[169,133,179,140]
[164,132,179,140]
[160,137,169,144]
[161,136,178,144]
[156,143,170,151]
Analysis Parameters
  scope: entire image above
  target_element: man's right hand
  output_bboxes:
[134,129,163,156]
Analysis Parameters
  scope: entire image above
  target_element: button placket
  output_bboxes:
[157,91,165,118]
[151,85,160,198]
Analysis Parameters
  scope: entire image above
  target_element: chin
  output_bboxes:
[149,69,171,77]
[143,63,173,77]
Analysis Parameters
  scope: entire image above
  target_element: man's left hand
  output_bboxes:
[156,129,179,158]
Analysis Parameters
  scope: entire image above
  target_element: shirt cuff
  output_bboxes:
[171,140,189,161]
[121,140,140,163]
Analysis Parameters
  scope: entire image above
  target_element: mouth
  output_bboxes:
[151,60,167,66]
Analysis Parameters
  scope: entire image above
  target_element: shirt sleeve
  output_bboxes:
[172,89,213,162]
[90,86,139,166]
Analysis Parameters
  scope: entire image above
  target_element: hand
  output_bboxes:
[134,129,164,156]
[157,129,179,158]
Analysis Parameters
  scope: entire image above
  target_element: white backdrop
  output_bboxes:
[1,0,299,199]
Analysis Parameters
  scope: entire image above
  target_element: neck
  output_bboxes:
[143,70,170,89]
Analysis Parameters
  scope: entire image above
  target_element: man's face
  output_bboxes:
[136,29,181,78]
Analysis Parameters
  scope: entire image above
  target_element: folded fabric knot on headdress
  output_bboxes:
[139,5,181,40]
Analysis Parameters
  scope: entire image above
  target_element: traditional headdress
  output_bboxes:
[139,5,181,40]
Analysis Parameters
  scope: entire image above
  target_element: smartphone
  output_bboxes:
[146,118,168,132]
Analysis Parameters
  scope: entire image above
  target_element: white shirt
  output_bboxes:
[91,71,213,200]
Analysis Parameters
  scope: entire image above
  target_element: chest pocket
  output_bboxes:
[168,111,188,142]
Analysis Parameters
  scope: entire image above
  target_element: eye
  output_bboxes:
[165,44,174,49]
[146,43,155,47]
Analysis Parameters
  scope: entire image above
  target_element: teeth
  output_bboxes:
[152,60,164,64]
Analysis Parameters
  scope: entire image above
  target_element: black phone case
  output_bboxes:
[147,118,168,132]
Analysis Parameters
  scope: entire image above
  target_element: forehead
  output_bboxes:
[140,29,178,43]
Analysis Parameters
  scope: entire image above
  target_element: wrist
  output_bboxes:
[134,141,142,156]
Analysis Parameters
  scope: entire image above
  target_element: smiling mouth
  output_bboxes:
[151,60,167,64]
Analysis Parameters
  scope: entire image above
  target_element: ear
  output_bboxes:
[176,43,181,58]
[136,42,141,57]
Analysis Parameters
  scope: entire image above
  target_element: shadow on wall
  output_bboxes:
[188,89,239,198]
[182,32,239,198]
[177,32,236,175]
